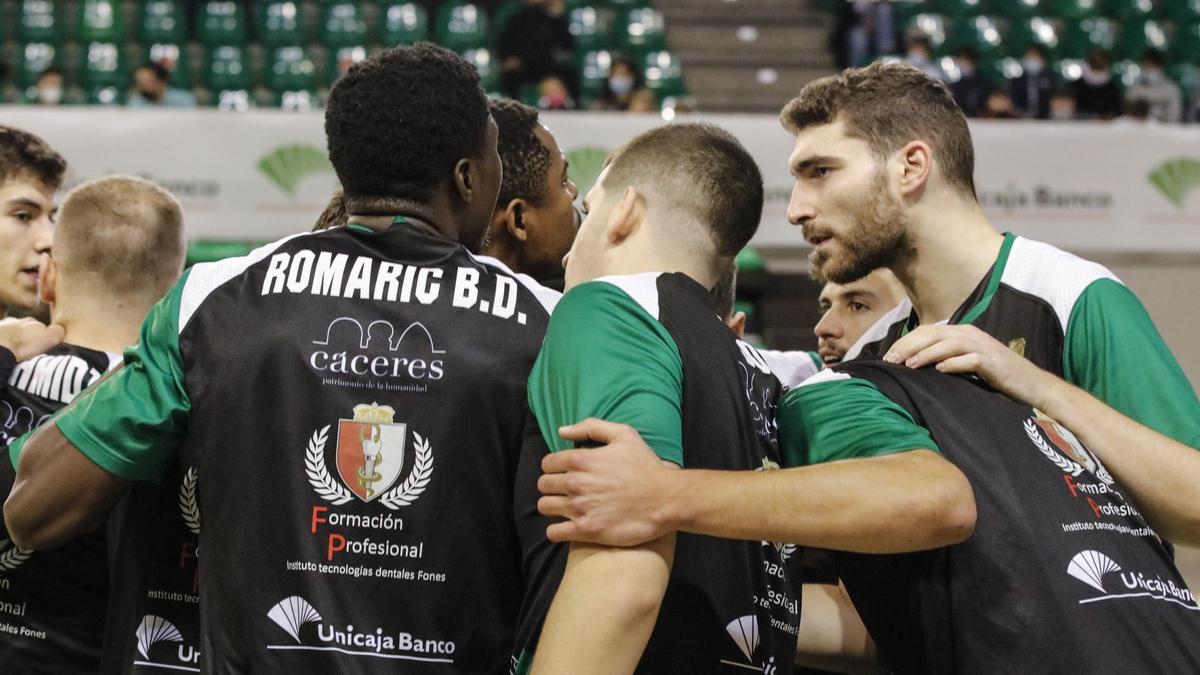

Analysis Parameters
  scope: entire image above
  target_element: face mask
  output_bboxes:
[541,94,567,110]
[609,75,634,95]
[1051,107,1074,120]
[38,86,62,105]
[907,52,929,66]
[1023,58,1044,76]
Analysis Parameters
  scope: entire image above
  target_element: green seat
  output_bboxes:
[271,90,318,112]
[17,0,64,44]
[145,42,193,87]
[77,0,125,43]
[578,49,613,101]
[78,42,127,90]
[1054,57,1087,80]
[203,44,252,91]
[1167,62,1200,92]
[327,45,367,84]
[643,50,684,97]
[1059,17,1116,58]
[213,89,253,112]
[1006,17,1062,57]
[460,48,501,93]
[379,2,429,44]
[569,6,612,52]
[85,85,124,105]
[1111,59,1141,90]
[1161,0,1200,22]
[616,7,667,58]
[1171,23,1200,62]
[493,0,523,36]
[981,55,1024,84]
[436,2,488,51]
[995,0,1048,19]
[1114,19,1167,60]
[257,2,309,47]
[1101,0,1153,20]
[15,42,59,88]
[140,1,187,45]
[907,13,950,53]
[321,2,367,48]
[196,2,247,46]
[930,0,984,18]
[267,46,318,93]
[946,15,1005,59]
[892,0,932,25]
[1047,0,1100,20]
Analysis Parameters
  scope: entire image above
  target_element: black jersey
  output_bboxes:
[27,222,559,674]
[831,361,1200,674]
[516,272,800,674]
[0,343,120,673]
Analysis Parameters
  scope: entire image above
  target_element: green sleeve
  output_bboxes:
[528,280,684,465]
[10,271,192,481]
[1064,279,1200,449]
[777,373,939,468]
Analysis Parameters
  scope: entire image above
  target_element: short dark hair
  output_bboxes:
[1025,44,1048,61]
[603,123,763,260]
[1142,48,1165,68]
[137,61,170,83]
[781,62,977,199]
[490,98,551,208]
[36,67,63,81]
[0,125,67,189]
[325,43,490,209]
[313,190,348,231]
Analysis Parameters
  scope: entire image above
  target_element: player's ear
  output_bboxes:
[453,157,476,203]
[897,140,933,198]
[37,253,56,306]
[606,186,644,244]
[504,199,529,242]
[726,311,747,339]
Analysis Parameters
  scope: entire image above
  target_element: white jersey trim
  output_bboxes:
[179,231,317,334]
[843,298,913,362]
[758,349,822,388]
[1000,237,1122,334]
[594,272,664,320]
[797,368,851,388]
[467,253,561,317]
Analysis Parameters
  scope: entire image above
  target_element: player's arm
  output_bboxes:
[885,319,1200,545]
[540,375,975,551]
[796,583,882,674]
[527,280,685,672]
[5,274,192,550]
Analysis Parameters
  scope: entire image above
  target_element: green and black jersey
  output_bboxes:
[514,272,800,675]
[12,222,559,674]
[848,233,1200,448]
[783,362,1200,674]
[1,343,120,673]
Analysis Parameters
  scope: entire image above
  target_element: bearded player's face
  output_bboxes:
[786,120,907,284]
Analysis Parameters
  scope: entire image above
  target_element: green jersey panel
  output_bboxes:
[528,279,684,465]
[779,371,939,468]
[1065,278,1200,448]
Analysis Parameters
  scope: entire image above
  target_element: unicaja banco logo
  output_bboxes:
[268,596,323,643]
[1067,550,1121,594]
[258,144,334,197]
[1148,157,1200,209]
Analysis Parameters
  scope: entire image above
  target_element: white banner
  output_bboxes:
[3,107,1199,253]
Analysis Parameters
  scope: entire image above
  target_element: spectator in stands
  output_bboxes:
[627,89,658,113]
[1115,98,1154,125]
[1010,45,1055,120]
[31,68,65,106]
[902,36,945,81]
[1127,49,1182,124]
[949,48,988,117]
[1073,50,1122,120]
[498,0,576,100]
[537,74,576,110]
[978,90,1018,119]
[127,62,195,108]
[830,1,897,69]
[1048,89,1078,121]
[593,57,652,112]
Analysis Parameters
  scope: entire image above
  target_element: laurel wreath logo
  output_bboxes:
[378,432,433,510]
[0,542,32,571]
[774,542,797,562]
[306,425,354,505]
[178,467,202,535]
[1024,418,1084,477]
[305,426,433,508]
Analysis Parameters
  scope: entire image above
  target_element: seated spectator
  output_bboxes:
[498,0,576,100]
[30,68,65,106]
[1127,49,1182,124]
[1049,88,1078,121]
[831,0,897,69]
[127,62,195,108]
[593,57,652,112]
[627,89,658,113]
[1010,44,1056,119]
[978,90,1018,119]
[948,48,988,117]
[1114,97,1154,125]
[1073,49,1122,120]
[902,36,945,82]
[537,74,576,110]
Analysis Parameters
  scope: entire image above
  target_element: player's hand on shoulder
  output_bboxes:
[0,317,66,361]
[538,418,677,548]
[884,324,1049,402]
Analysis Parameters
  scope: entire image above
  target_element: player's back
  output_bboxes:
[173,224,556,673]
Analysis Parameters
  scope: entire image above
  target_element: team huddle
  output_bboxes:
[1,43,1199,675]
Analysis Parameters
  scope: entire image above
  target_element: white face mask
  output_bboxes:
[1023,58,1044,76]
[38,86,63,105]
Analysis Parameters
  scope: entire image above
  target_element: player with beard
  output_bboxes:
[6,44,559,674]
[1,176,185,674]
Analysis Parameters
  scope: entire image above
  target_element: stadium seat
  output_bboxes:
[85,85,124,105]
[1048,0,1101,20]
[616,6,668,58]
[569,6,612,52]
[379,2,429,44]
[1054,57,1087,81]
[930,0,984,18]
[272,90,317,112]
[321,2,367,48]
[214,89,253,112]
[1160,0,1200,23]
[1111,58,1142,90]
[1171,23,1200,62]
[1059,18,1117,58]
[14,42,59,88]
[946,15,1004,59]
[436,2,489,51]
[140,1,187,45]
[577,49,613,102]
[1167,62,1200,93]
[145,42,193,87]
[1114,19,1168,60]
[892,0,931,25]
[256,2,309,48]
[267,46,319,95]
[196,2,247,46]
[995,0,1048,19]
[492,0,524,38]
[980,56,1024,85]
[460,48,501,92]
[1102,0,1154,20]
[906,13,950,54]
[76,0,125,43]
[78,42,127,89]
[327,45,367,84]
[17,0,64,45]
[1006,17,1061,57]
[203,44,253,92]
[643,50,685,98]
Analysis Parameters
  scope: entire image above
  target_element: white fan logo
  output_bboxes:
[136,615,184,659]
[1067,550,1122,594]
[268,596,323,643]
[722,615,777,673]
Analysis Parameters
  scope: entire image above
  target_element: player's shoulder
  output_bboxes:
[564,272,665,321]
[464,252,560,319]
[1000,236,1122,328]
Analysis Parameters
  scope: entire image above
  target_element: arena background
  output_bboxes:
[4,0,1199,585]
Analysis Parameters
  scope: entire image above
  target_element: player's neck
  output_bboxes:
[51,298,145,354]
[894,202,1004,325]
